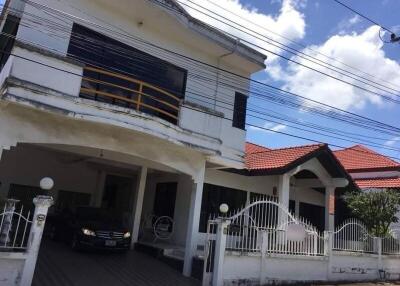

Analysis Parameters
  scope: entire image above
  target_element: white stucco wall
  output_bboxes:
[5,0,257,166]
[222,252,400,284]
[0,145,100,203]
[0,254,25,286]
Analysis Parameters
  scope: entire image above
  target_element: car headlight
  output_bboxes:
[81,228,96,236]
[123,232,131,238]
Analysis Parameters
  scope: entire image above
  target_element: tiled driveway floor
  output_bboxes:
[32,240,200,286]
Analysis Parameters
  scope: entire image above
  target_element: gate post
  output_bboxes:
[20,195,53,286]
[212,218,230,286]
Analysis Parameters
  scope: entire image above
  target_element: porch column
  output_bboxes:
[278,173,290,207]
[278,173,290,225]
[325,186,335,231]
[183,166,205,277]
[131,166,148,247]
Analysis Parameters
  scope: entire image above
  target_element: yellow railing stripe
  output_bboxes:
[82,77,180,111]
[81,87,179,120]
[84,66,181,102]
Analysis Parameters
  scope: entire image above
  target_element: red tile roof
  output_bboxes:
[245,142,325,171]
[355,178,400,189]
[245,142,271,154]
[333,145,400,172]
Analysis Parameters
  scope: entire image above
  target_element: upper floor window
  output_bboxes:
[0,14,20,71]
[232,92,247,130]
[67,24,187,125]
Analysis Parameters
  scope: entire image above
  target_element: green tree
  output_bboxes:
[344,189,400,237]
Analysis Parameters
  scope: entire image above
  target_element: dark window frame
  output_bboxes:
[199,183,247,233]
[232,92,247,130]
[0,14,20,71]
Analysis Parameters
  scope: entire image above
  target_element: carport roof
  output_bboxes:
[242,142,351,181]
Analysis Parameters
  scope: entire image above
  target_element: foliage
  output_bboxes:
[344,189,400,237]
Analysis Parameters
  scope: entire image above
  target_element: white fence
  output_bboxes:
[0,196,53,286]
[203,199,400,286]
[333,218,375,253]
[0,201,32,251]
[222,200,325,256]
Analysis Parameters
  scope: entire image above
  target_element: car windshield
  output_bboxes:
[75,207,120,223]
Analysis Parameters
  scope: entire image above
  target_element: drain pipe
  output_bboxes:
[213,38,239,110]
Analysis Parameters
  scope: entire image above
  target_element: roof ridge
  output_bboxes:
[246,142,269,149]
[259,143,324,152]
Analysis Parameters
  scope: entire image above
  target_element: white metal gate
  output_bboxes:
[202,199,324,285]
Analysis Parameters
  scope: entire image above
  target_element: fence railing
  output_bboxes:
[382,236,400,255]
[208,199,325,256]
[0,200,32,251]
[80,66,182,125]
[333,218,375,253]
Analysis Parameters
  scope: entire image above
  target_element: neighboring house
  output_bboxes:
[334,145,400,229]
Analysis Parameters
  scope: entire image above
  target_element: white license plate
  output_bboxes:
[105,240,117,247]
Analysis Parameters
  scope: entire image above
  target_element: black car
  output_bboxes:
[48,207,131,251]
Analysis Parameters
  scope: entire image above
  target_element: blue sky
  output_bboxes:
[191,0,400,159]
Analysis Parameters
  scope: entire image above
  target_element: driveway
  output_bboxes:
[33,240,200,286]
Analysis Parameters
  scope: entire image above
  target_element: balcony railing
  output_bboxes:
[79,66,181,124]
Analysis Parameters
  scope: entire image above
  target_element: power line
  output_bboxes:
[3,36,400,161]
[332,0,394,33]
[178,0,400,97]
[10,0,400,135]
[166,0,400,105]
[2,2,400,156]
[4,11,400,140]
[332,0,400,44]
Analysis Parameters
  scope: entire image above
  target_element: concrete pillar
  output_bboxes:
[20,195,54,286]
[278,173,290,208]
[183,165,205,277]
[295,199,300,217]
[131,166,147,247]
[325,186,335,231]
[278,173,290,225]
[212,218,230,286]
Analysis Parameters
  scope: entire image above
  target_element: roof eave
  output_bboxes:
[150,0,267,69]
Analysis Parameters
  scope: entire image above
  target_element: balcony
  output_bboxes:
[80,66,181,125]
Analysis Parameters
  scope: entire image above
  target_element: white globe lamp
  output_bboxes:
[40,177,54,191]
[219,203,229,215]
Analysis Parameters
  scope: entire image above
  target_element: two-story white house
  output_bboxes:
[0,0,353,282]
[0,0,266,276]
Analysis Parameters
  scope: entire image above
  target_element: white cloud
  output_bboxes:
[179,0,306,61]
[385,136,400,146]
[249,122,287,133]
[271,26,400,110]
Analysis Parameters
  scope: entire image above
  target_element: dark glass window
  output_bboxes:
[199,184,247,232]
[0,15,20,71]
[153,182,177,218]
[289,200,296,214]
[299,202,325,231]
[67,24,187,124]
[249,192,279,227]
[232,92,247,129]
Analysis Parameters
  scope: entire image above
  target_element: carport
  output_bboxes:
[0,143,201,283]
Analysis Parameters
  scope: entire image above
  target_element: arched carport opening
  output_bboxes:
[0,142,204,281]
